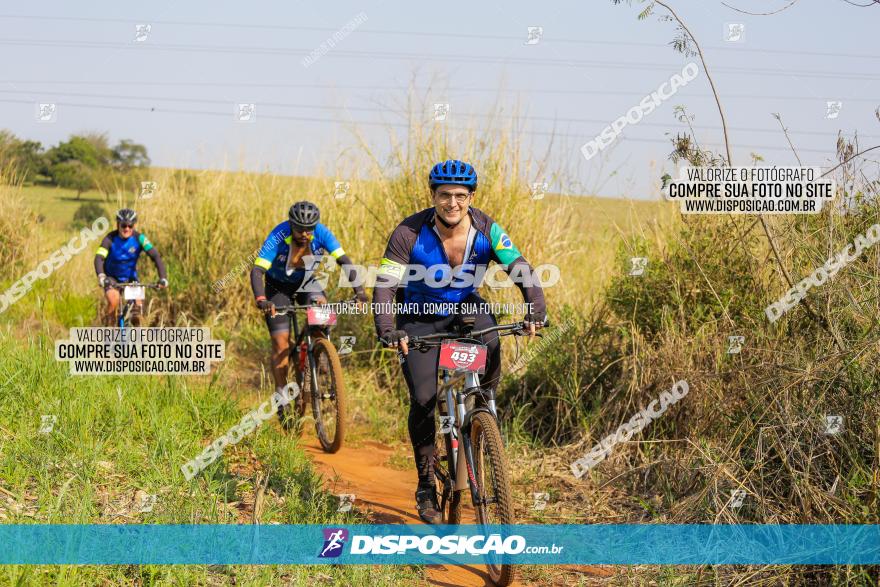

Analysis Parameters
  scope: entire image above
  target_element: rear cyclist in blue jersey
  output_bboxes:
[373,159,546,524]
[94,208,168,326]
[250,201,368,426]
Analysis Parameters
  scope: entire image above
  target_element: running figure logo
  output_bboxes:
[318,528,349,558]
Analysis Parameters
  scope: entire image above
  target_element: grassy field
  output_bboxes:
[4,145,880,586]
[0,324,423,586]
[0,172,666,585]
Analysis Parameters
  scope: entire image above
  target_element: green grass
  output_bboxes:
[19,184,111,233]
[0,330,421,586]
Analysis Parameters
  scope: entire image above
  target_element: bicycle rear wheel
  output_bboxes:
[309,337,346,453]
[470,411,515,586]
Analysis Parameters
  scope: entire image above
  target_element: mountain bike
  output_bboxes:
[108,281,160,333]
[273,298,355,453]
[403,316,545,587]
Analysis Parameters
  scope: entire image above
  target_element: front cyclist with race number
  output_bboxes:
[373,160,546,524]
[250,201,369,426]
[94,208,168,327]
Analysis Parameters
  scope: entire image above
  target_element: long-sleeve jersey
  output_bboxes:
[372,206,546,338]
[94,230,167,282]
[249,221,365,299]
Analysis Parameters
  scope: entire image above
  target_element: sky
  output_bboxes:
[0,0,877,198]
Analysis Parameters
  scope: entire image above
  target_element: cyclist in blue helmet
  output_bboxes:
[373,159,547,524]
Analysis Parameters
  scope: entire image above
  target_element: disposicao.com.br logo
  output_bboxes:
[318,528,349,558]
[318,529,562,557]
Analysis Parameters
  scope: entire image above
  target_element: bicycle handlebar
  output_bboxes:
[108,281,162,289]
[379,317,550,348]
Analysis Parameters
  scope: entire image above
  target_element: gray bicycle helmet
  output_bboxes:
[116,208,137,224]
[288,201,320,230]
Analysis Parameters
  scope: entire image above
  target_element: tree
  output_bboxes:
[0,131,45,183]
[12,140,46,182]
[50,160,94,198]
[111,139,150,171]
[46,136,103,169]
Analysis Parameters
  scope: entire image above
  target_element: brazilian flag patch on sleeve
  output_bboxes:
[489,222,522,265]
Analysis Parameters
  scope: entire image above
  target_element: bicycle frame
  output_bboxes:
[402,319,547,508]
[286,309,323,392]
[110,282,157,330]
[275,298,355,394]
[440,369,499,504]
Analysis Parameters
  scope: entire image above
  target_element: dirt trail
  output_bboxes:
[304,438,491,586]
[304,438,613,586]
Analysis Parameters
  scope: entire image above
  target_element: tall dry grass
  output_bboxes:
[135,119,608,332]
[521,141,880,584]
[0,172,40,279]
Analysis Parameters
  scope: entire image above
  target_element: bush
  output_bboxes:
[605,217,766,339]
[499,304,626,445]
[71,201,107,229]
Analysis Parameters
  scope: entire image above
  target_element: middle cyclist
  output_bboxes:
[374,159,546,524]
[250,200,369,427]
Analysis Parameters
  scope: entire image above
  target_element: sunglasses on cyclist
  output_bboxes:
[119,223,134,229]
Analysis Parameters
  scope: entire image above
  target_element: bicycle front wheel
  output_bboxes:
[434,426,463,524]
[471,411,515,586]
[309,337,346,453]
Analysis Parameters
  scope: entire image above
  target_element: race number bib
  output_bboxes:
[307,306,337,326]
[123,286,145,301]
[438,341,488,374]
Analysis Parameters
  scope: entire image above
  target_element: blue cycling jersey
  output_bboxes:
[96,231,154,282]
[402,221,495,306]
[254,222,345,284]
[376,207,526,315]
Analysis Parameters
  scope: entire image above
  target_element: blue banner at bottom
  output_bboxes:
[1,524,879,565]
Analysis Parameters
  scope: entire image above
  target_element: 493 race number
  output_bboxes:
[438,340,488,374]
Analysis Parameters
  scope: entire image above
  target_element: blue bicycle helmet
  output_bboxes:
[429,159,478,190]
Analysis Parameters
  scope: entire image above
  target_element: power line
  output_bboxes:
[3,88,875,140]
[0,13,877,61]
[2,79,878,103]
[3,97,837,154]
[0,38,877,81]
